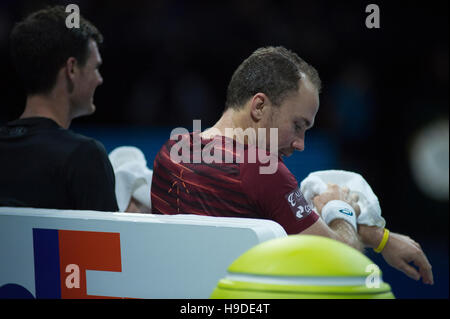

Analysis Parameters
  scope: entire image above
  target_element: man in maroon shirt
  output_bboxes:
[151,46,433,285]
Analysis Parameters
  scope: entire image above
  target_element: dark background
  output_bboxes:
[0,0,448,298]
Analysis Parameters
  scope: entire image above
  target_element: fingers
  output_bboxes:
[403,241,434,285]
[350,192,359,202]
[397,261,421,281]
[312,195,324,215]
[341,187,361,216]
[382,232,434,285]
[353,203,361,217]
[404,236,434,285]
[326,183,339,192]
[412,240,421,250]
[341,186,350,202]
[317,184,362,217]
[328,185,359,202]
[412,250,434,285]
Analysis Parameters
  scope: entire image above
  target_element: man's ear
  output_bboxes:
[64,57,78,93]
[66,57,77,77]
[250,93,269,122]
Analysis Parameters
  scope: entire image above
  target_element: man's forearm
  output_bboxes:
[329,219,364,252]
[358,224,384,248]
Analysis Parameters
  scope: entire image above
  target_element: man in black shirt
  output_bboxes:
[0,6,118,211]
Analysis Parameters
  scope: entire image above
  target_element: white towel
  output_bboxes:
[300,170,385,227]
[109,146,153,212]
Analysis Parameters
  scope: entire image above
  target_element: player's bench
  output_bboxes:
[0,207,286,298]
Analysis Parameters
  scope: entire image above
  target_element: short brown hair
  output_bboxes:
[225,46,321,110]
[10,5,103,95]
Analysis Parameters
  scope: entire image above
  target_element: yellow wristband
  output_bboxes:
[374,228,390,253]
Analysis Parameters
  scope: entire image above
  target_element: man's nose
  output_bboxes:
[292,139,304,152]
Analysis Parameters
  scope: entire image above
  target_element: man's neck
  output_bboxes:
[201,108,257,145]
[21,93,71,129]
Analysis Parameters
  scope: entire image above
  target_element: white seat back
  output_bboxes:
[0,207,286,298]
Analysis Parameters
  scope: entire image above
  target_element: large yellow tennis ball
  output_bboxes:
[211,235,394,299]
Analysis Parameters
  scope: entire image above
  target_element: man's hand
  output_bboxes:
[313,183,361,217]
[306,184,364,251]
[125,197,151,213]
[381,232,434,285]
[358,225,434,285]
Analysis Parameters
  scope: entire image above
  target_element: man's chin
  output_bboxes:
[84,102,96,115]
[89,103,96,114]
[72,103,96,119]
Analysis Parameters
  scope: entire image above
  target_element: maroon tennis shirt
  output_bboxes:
[151,132,319,234]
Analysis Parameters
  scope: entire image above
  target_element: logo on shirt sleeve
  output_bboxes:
[285,187,313,219]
